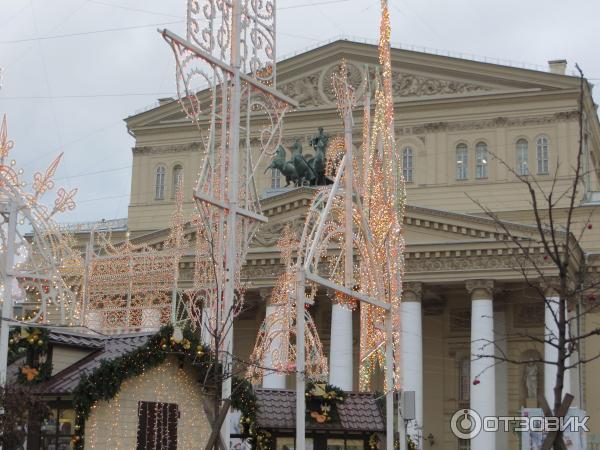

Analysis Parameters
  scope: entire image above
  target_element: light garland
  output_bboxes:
[85,178,188,333]
[246,226,328,385]
[247,0,406,393]
[0,113,84,327]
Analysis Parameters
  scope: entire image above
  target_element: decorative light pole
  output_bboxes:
[0,114,83,385]
[161,0,296,446]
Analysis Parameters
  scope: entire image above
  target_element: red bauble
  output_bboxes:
[588,223,593,230]
[472,379,480,385]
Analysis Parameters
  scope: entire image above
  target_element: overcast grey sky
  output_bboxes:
[1,0,599,223]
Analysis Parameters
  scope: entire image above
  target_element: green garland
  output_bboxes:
[305,381,345,424]
[8,327,52,385]
[71,325,270,450]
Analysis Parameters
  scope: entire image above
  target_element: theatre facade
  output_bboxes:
[117,40,600,449]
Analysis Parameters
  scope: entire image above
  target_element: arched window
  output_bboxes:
[536,137,549,175]
[475,142,488,179]
[271,167,281,189]
[456,144,468,180]
[172,164,183,197]
[155,165,166,200]
[402,147,414,183]
[516,139,529,175]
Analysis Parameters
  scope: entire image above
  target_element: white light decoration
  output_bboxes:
[0,113,85,384]
[246,2,406,449]
[161,0,296,445]
[246,226,328,386]
[83,179,190,334]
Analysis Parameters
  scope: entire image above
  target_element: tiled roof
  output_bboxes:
[47,329,106,349]
[36,330,152,395]
[254,389,384,432]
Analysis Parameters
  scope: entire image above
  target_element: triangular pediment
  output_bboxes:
[252,188,544,251]
[126,40,580,129]
[124,187,544,252]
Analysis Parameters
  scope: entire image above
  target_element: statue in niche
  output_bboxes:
[524,359,538,400]
[265,128,332,187]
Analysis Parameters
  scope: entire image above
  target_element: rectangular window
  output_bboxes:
[456,146,468,180]
[516,140,529,176]
[40,406,75,450]
[346,439,365,450]
[402,147,414,183]
[136,401,179,450]
[475,144,488,179]
[327,439,346,450]
[536,138,549,175]
[271,167,281,189]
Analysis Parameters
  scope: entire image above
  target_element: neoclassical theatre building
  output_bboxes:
[111,40,600,448]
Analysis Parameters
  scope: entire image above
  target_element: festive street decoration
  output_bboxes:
[8,326,51,384]
[305,381,345,424]
[83,178,189,333]
[161,0,296,443]
[246,226,328,385]
[0,114,83,326]
[0,112,84,385]
[244,2,405,449]
[71,325,270,450]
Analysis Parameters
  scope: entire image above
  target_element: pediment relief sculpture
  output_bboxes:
[252,218,305,247]
[279,60,494,107]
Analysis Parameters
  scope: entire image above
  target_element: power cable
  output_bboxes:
[0,20,185,44]
[88,0,185,19]
[0,92,176,100]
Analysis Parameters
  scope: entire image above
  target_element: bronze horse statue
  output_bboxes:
[264,145,298,187]
[265,129,331,187]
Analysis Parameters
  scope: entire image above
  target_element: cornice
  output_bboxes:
[132,142,202,155]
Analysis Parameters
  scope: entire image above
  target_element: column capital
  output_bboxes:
[538,276,561,297]
[466,279,495,300]
[403,282,423,302]
[259,288,276,305]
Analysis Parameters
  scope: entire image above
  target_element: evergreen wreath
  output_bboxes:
[305,380,345,424]
[8,327,52,385]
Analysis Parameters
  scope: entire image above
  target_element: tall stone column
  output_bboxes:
[401,282,423,448]
[329,294,353,390]
[467,280,496,450]
[542,281,571,406]
[261,289,286,389]
[494,303,509,450]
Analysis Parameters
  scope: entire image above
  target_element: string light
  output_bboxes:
[85,178,187,334]
[246,226,328,384]
[0,113,84,327]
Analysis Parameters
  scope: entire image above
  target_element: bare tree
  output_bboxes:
[468,65,600,449]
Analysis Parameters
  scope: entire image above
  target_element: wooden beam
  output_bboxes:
[205,399,232,450]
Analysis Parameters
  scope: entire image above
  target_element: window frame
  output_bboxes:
[40,402,75,450]
[155,165,166,200]
[271,167,282,189]
[402,146,414,183]
[171,164,184,198]
[536,136,549,175]
[516,139,529,176]
[475,141,488,179]
[458,357,470,406]
[456,144,468,181]
[136,400,179,450]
